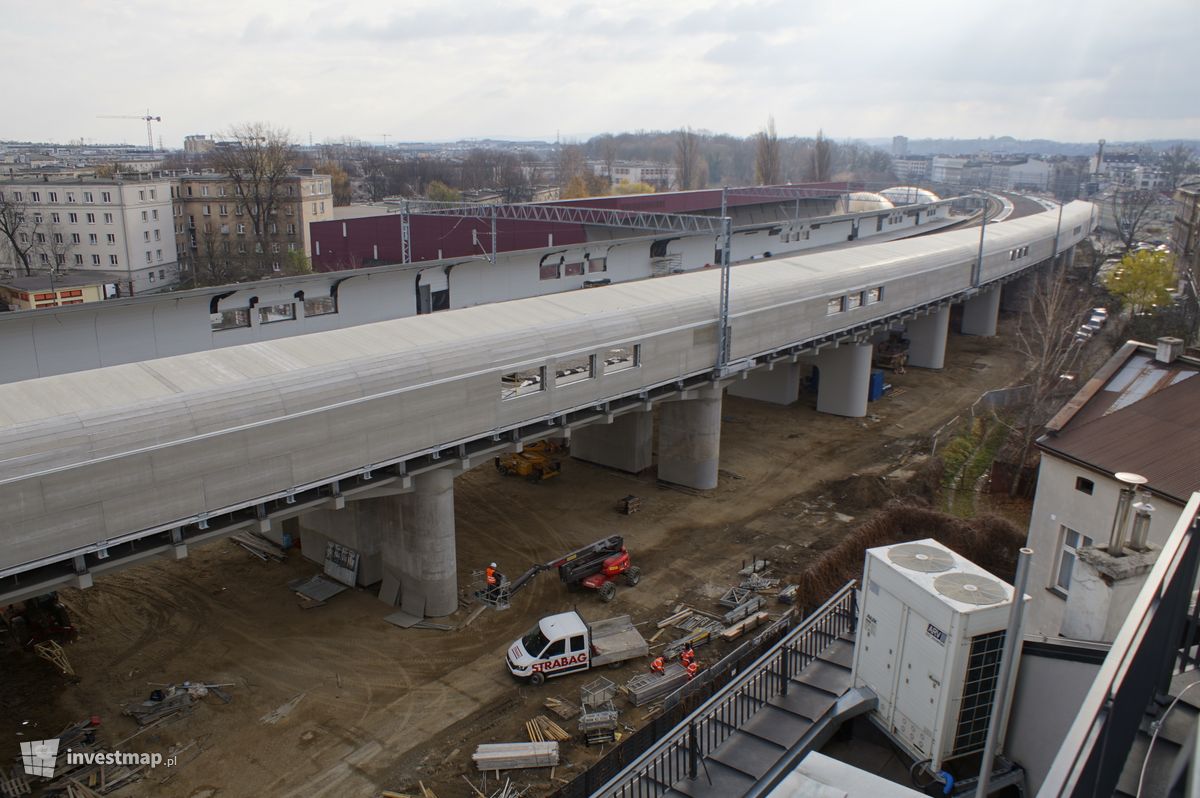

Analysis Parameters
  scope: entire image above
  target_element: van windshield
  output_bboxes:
[521,626,551,657]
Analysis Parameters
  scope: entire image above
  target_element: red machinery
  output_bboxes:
[507,535,641,603]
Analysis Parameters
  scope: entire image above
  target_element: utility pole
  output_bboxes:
[716,186,733,374]
[972,191,989,287]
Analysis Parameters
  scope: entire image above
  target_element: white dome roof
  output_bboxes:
[837,192,894,214]
[881,186,940,205]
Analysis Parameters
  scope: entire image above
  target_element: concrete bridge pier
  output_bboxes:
[389,467,459,618]
[961,286,1001,336]
[727,363,801,405]
[906,307,950,370]
[570,409,653,473]
[657,384,723,489]
[1001,273,1034,312]
[815,342,872,417]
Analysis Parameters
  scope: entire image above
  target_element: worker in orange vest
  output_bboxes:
[650,656,665,674]
[685,661,699,680]
[486,563,498,586]
[680,646,695,667]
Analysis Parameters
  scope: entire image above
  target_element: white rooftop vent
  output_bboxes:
[933,572,1008,606]
[1156,336,1184,364]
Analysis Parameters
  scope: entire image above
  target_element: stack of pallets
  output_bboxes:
[472,742,559,772]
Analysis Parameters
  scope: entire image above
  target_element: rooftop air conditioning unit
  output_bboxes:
[850,539,1025,772]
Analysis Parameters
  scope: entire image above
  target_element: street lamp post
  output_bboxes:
[972,190,989,287]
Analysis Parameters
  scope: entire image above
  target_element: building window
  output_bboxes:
[68,213,78,224]
[149,189,156,200]
[156,249,163,262]
[304,296,337,316]
[587,256,607,273]
[154,229,161,241]
[66,193,75,203]
[1075,477,1095,495]
[148,272,156,283]
[826,296,846,315]
[107,234,116,244]
[540,258,561,280]
[74,254,83,266]
[145,251,152,263]
[259,302,295,323]
[867,286,884,304]
[846,291,864,310]
[92,254,101,265]
[139,190,146,201]
[53,233,63,243]
[236,223,245,235]
[555,354,596,387]
[110,255,119,266]
[564,261,584,277]
[144,231,150,242]
[501,366,546,400]
[211,308,251,331]
[30,191,40,202]
[201,186,208,197]
[83,191,94,203]
[1055,527,1094,592]
[604,345,640,374]
[71,233,80,244]
[141,211,148,222]
[51,212,60,223]
[104,213,113,224]
[101,191,111,202]
[152,209,159,221]
[203,205,211,216]
[86,213,95,224]
[88,233,98,244]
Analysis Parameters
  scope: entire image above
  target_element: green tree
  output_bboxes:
[1104,250,1176,313]
[425,180,461,202]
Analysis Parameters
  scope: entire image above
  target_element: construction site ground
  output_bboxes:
[2,320,1032,798]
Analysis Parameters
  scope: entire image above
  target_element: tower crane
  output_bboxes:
[96,111,162,150]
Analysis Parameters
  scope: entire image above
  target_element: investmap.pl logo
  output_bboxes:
[20,738,173,778]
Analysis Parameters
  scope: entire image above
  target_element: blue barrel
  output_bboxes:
[868,370,885,402]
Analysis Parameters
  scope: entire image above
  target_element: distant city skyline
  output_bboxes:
[2,0,1196,148]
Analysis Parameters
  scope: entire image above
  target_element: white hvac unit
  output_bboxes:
[850,539,1026,771]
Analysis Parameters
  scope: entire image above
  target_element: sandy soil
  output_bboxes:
[1,322,1030,798]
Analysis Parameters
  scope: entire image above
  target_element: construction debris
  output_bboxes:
[542,697,579,720]
[777,584,798,604]
[625,663,689,706]
[0,766,30,798]
[34,640,75,676]
[738,559,770,576]
[723,595,766,625]
[288,575,346,604]
[656,608,693,628]
[472,742,559,771]
[676,614,724,636]
[123,691,192,726]
[617,495,642,515]
[579,677,619,744]
[741,573,780,591]
[664,631,710,659]
[718,586,752,609]
[230,532,287,562]
[722,611,770,641]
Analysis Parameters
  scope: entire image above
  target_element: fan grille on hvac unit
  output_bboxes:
[887,543,955,573]
[933,572,1007,606]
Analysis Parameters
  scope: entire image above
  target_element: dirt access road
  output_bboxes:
[0,322,1028,798]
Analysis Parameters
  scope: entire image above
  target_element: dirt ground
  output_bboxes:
[1,321,1032,798]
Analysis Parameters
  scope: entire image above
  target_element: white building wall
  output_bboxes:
[1024,454,1184,638]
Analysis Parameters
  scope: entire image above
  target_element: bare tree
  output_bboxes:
[810,130,833,182]
[1160,143,1197,190]
[674,127,706,190]
[556,144,588,190]
[754,117,781,185]
[1006,261,1094,496]
[0,191,38,276]
[36,218,74,276]
[210,123,298,275]
[1110,188,1158,251]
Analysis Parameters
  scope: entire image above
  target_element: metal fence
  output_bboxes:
[1040,493,1200,797]
[562,582,858,798]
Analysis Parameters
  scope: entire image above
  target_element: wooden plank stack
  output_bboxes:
[723,595,766,625]
[472,742,559,771]
[524,716,570,743]
[230,532,286,562]
[542,697,578,720]
[722,611,770,641]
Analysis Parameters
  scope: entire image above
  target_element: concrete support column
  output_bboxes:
[571,410,653,474]
[815,342,872,418]
[906,307,950,370]
[727,363,801,405]
[961,286,1001,337]
[394,468,458,618]
[657,385,722,490]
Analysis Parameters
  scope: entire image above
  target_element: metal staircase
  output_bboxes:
[594,583,874,798]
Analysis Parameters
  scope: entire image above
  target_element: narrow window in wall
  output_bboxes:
[501,367,546,400]
[564,261,585,277]
[846,292,864,310]
[1055,527,1094,592]
[866,287,883,304]
[555,354,596,387]
[1075,477,1094,495]
[211,309,251,331]
[259,303,296,324]
[587,256,607,273]
[304,296,337,316]
[826,297,846,315]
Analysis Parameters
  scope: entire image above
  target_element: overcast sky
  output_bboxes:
[3,0,1196,148]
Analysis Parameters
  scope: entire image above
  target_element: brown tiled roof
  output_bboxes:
[1040,374,1200,503]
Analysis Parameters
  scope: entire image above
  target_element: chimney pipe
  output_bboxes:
[1108,473,1148,555]
[1129,500,1154,551]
